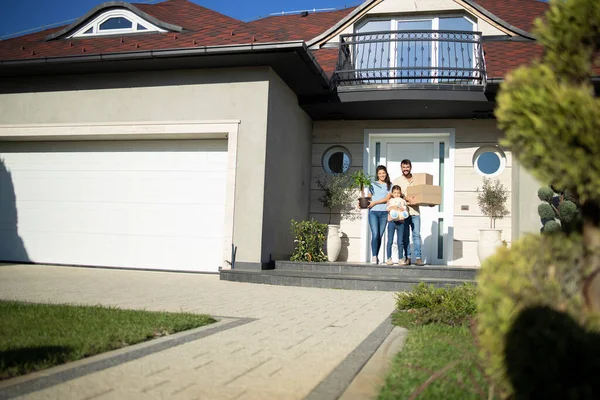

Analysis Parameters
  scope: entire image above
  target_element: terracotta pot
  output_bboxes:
[477,229,503,264]
[326,225,343,262]
[358,197,371,209]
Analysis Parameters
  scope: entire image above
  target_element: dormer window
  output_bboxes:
[99,17,133,31]
[68,9,166,38]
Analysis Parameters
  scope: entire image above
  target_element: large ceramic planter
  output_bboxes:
[477,229,503,263]
[327,224,343,262]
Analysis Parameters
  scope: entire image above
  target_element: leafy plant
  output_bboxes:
[537,186,581,234]
[476,178,509,229]
[289,219,327,262]
[349,169,372,197]
[485,0,600,395]
[476,234,598,398]
[315,173,354,224]
[395,282,478,326]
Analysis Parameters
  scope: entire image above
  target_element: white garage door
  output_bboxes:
[0,139,227,272]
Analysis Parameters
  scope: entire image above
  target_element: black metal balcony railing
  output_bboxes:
[333,30,486,87]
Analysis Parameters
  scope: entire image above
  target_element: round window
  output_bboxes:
[472,146,506,177]
[322,146,352,174]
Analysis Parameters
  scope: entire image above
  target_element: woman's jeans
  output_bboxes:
[387,220,406,260]
[404,215,422,259]
[368,210,388,259]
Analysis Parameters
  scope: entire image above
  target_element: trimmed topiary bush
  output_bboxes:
[477,234,600,397]
[537,186,581,234]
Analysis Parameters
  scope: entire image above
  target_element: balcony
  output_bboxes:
[332,30,486,89]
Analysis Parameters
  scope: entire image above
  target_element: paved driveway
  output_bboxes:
[0,265,396,400]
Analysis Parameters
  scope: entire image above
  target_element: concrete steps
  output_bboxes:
[219,261,478,291]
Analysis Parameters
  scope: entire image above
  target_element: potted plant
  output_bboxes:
[476,177,510,263]
[350,170,372,209]
[316,173,354,262]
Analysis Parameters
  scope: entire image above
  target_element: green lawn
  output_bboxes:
[378,312,493,400]
[0,301,216,380]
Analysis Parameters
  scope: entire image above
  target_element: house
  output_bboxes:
[0,0,584,273]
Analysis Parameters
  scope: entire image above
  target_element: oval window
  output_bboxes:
[472,146,506,177]
[322,146,352,174]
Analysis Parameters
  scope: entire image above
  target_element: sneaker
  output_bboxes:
[397,258,406,266]
[386,258,393,266]
[405,258,411,265]
[415,259,425,266]
[371,256,378,264]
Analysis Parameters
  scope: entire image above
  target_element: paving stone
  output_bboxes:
[0,264,396,400]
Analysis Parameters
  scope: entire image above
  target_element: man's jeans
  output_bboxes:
[404,215,422,259]
[368,210,388,259]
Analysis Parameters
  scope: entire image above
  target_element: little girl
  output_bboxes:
[386,185,409,265]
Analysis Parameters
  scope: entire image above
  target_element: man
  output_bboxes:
[392,159,424,266]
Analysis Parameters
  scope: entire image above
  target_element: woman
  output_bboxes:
[367,165,392,264]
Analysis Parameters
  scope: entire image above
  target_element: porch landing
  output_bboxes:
[220,260,478,291]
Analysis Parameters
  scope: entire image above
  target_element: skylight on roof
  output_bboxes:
[68,9,166,38]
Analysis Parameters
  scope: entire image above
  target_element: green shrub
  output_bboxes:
[476,234,599,397]
[289,219,327,262]
[537,186,581,234]
[395,282,477,326]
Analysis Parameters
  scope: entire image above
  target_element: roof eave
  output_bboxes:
[0,40,334,98]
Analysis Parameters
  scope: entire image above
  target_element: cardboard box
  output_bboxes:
[411,173,433,185]
[406,184,442,206]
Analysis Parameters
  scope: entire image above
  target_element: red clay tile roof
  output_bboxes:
[135,0,243,31]
[473,0,549,33]
[0,0,596,80]
[246,7,357,42]
[311,48,340,78]
[484,41,543,78]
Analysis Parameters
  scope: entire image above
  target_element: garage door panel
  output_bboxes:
[1,140,228,172]
[10,171,226,204]
[14,203,225,237]
[0,140,227,272]
[11,232,222,271]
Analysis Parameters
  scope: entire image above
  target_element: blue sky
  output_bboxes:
[0,0,363,38]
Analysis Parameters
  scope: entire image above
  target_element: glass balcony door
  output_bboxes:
[395,19,433,83]
[352,16,477,85]
[355,20,392,83]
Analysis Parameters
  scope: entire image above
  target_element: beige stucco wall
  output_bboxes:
[311,119,512,266]
[0,67,271,265]
[261,70,313,262]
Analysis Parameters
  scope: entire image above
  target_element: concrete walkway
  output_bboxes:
[0,264,396,400]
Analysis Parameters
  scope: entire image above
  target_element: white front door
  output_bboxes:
[366,131,454,265]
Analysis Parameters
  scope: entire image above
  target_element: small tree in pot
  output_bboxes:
[476,177,509,262]
[316,173,355,262]
[350,170,373,209]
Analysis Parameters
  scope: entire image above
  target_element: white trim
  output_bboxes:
[0,120,240,271]
[362,128,456,265]
[0,120,240,140]
[68,9,166,38]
